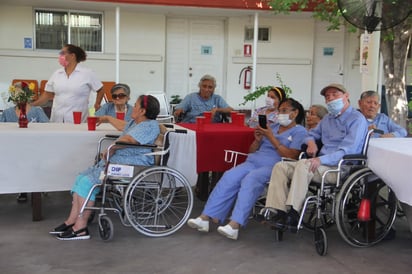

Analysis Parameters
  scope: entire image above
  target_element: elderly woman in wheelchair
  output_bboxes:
[187,98,308,240]
[49,95,161,240]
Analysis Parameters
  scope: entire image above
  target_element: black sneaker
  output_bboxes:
[17,193,27,203]
[49,223,74,235]
[286,209,300,233]
[56,227,90,241]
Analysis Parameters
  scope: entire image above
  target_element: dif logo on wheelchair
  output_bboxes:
[107,164,134,177]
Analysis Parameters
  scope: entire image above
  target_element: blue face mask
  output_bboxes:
[327,98,344,116]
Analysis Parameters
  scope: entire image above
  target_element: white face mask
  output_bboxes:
[265,97,275,108]
[278,113,292,126]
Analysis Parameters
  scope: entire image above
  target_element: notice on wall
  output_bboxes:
[24,37,32,49]
[201,46,212,55]
[360,33,370,74]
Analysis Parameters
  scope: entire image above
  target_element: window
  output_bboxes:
[35,10,103,52]
[244,27,270,42]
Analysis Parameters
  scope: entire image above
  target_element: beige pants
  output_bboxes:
[265,159,337,212]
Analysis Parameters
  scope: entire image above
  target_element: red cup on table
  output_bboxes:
[116,112,125,120]
[72,111,82,124]
[235,113,246,126]
[87,116,98,131]
[196,116,206,130]
[230,111,238,123]
[203,111,212,123]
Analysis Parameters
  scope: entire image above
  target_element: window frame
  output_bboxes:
[244,26,271,42]
[34,8,104,53]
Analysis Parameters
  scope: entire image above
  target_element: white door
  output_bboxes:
[311,21,345,105]
[166,18,225,99]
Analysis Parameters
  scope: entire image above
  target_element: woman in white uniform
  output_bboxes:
[32,44,104,123]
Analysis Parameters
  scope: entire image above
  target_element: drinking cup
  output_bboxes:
[203,111,212,123]
[196,116,206,130]
[87,116,98,131]
[230,111,238,123]
[116,112,125,120]
[73,111,82,124]
[235,113,246,126]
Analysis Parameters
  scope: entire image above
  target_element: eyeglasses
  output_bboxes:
[112,94,127,99]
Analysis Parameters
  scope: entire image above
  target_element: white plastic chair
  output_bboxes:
[149,92,175,123]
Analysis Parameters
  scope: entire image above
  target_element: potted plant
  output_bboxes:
[239,72,292,106]
[170,94,182,105]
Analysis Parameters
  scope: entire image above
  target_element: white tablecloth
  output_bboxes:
[367,138,412,206]
[0,123,119,193]
[0,122,197,194]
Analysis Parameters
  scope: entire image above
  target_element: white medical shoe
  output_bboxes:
[217,224,239,240]
[187,217,209,232]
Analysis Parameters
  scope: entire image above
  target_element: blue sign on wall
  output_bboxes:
[24,38,32,49]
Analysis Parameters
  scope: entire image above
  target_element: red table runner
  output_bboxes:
[178,123,255,172]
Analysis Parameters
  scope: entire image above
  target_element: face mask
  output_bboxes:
[59,55,68,67]
[327,98,344,116]
[265,97,275,108]
[367,118,374,123]
[278,113,292,126]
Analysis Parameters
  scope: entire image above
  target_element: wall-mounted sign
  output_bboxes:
[201,46,212,55]
[24,38,32,49]
[323,47,334,56]
[244,44,252,57]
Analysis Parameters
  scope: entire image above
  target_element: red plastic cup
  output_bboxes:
[87,116,98,131]
[235,113,245,126]
[230,111,237,123]
[73,111,82,124]
[196,116,206,130]
[116,112,125,120]
[203,111,212,123]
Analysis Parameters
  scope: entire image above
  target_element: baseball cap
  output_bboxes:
[320,83,347,96]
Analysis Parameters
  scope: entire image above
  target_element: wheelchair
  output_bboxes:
[81,124,194,241]
[282,129,398,255]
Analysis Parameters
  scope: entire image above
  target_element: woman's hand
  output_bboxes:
[306,140,318,158]
[255,125,273,139]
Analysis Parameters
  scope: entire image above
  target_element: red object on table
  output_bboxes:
[179,123,255,172]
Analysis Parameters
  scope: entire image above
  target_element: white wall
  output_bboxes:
[226,17,314,110]
[0,5,166,109]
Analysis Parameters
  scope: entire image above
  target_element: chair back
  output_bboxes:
[149,92,175,123]
[11,79,39,101]
[102,81,116,102]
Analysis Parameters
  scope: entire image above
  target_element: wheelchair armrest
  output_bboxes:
[115,141,157,148]
[281,157,298,162]
[342,154,366,160]
[174,129,187,134]
[163,124,174,128]
[105,134,120,139]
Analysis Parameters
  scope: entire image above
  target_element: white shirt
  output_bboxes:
[46,64,102,123]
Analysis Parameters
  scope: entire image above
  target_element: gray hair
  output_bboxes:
[311,104,328,119]
[360,90,380,101]
[111,83,131,96]
[198,74,216,88]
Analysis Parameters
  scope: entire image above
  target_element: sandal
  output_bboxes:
[56,227,90,241]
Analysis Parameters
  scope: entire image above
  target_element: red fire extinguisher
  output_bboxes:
[239,66,252,89]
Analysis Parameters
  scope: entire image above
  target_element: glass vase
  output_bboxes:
[18,102,28,128]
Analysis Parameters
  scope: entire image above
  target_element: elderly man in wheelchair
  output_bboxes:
[49,95,162,240]
[257,84,381,253]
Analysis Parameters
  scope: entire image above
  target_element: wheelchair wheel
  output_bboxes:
[123,166,193,237]
[98,215,114,241]
[314,226,328,256]
[335,168,397,247]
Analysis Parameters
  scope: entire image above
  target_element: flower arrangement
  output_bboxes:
[8,81,35,105]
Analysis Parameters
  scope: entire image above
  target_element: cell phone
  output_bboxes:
[258,114,267,129]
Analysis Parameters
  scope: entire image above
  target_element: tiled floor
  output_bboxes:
[1,191,411,274]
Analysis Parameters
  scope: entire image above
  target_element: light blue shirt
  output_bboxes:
[0,106,49,123]
[95,102,133,122]
[246,123,308,167]
[176,92,230,123]
[305,105,368,166]
[367,113,407,137]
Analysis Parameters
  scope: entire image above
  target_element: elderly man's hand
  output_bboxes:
[307,157,321,173]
